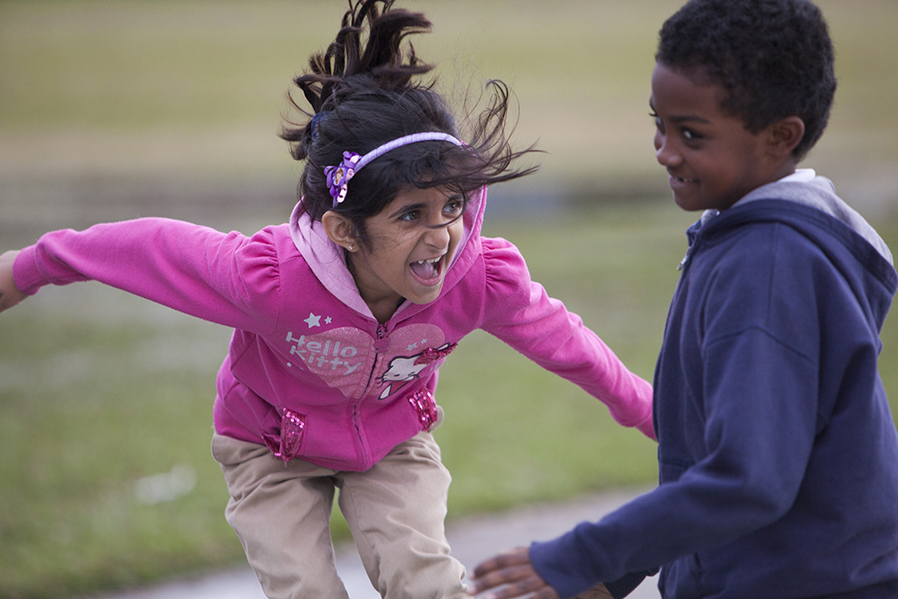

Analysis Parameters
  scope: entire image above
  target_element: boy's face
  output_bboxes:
[650,63,794,212]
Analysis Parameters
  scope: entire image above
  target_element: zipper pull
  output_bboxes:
[679,210,717,270]
[678,221,704,271]
[677,247,691,271]
[373,324,390,353]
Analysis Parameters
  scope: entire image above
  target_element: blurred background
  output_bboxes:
[1,1,896,597]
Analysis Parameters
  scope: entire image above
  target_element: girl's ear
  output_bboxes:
[321,211,358,252]
[767,116,806,157]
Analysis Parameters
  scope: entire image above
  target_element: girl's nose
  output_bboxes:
[423,221,451,250]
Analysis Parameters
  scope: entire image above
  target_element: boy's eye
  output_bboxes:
[682,129,701,141]
[650,111,663,130]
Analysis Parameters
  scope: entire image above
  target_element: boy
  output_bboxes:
[467,1,898,598]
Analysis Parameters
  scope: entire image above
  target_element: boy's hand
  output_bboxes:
[467,546,560,599]
[0,250,26,312]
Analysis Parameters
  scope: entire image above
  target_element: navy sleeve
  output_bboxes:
[528,225,823,598]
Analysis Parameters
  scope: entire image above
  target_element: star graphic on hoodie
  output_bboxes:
[304,313,321,328]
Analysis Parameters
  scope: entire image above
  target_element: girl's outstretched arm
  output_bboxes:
[479,238,656,439]
[0,250,25,313]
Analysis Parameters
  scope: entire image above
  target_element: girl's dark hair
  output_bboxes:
[280,0,537,247]
[656,0,836,160]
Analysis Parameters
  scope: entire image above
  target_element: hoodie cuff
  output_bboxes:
[531,537,657,599]
[12,246,44,296]
[635,415,656,440]
[604,570,657,598]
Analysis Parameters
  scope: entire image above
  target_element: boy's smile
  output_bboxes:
[650,63,796,212]
[347,186,465,319]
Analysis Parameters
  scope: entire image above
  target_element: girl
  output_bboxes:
[0,1,654,598]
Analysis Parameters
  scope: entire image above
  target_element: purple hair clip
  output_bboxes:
[324,151,361,206]
[323,132,464,209]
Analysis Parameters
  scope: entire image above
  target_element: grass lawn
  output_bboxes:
[1,0,897,597]
[3,202,898,598]
[0,200,682,598]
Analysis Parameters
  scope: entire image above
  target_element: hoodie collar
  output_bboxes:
[697,169,893,266]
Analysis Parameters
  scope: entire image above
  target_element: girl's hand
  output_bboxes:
[467,546,560,599]
[0,250,26,312]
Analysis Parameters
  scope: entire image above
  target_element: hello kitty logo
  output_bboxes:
[378,342,457,400]
[283,319,452,399]
[285,331,363,375]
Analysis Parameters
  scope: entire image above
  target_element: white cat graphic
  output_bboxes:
[378,342,456,400]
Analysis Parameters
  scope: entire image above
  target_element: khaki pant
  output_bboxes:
[211,431,467,599]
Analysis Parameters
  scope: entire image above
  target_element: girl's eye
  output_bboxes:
[444,199,464,216]
[399,210,421,222]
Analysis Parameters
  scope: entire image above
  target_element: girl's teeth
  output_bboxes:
[410,257,441,279]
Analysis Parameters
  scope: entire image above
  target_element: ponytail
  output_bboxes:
[280,0,538,244]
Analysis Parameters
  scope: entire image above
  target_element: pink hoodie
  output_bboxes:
[13,187,654,471]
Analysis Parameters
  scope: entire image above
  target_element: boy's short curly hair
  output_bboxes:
[656,0,836,160]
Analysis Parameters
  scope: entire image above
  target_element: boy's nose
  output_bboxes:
[655,134,681,168]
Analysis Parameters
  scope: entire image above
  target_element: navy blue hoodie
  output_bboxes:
[530,173,898,598]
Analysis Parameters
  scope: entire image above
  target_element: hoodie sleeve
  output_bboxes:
[478,236,655,439]
[528,224,829,598]
[13,218,282,334]
[528,327,818,597]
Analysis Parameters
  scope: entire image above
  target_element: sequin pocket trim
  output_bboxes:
[408,388,440,431]
[263,409,306,463]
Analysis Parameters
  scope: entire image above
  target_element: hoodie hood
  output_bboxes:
[288,185,487,319]
[734,169,893,265]
[690,169,898,333]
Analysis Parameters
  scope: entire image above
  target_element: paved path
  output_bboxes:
[86,487,660,599]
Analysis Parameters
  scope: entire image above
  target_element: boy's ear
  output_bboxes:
[321,211,358,252]
[767,116,806,157]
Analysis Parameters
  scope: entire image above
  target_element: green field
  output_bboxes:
[1,1,897,597]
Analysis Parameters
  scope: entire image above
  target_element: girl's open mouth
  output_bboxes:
[409,256,443,283]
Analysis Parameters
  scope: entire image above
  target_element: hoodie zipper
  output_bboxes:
[678,233,698,271]
[677,247,692,271]
[365,323,390,391]
[679,212,717,271]
[352,322,390,470]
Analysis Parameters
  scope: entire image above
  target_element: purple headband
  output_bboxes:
[324,132,464,208]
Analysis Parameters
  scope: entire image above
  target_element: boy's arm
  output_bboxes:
[505,230,835,598]
[0,250,26,312]
[475,226,837,598]
[469,328,818,599]
[519,327,818,598]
